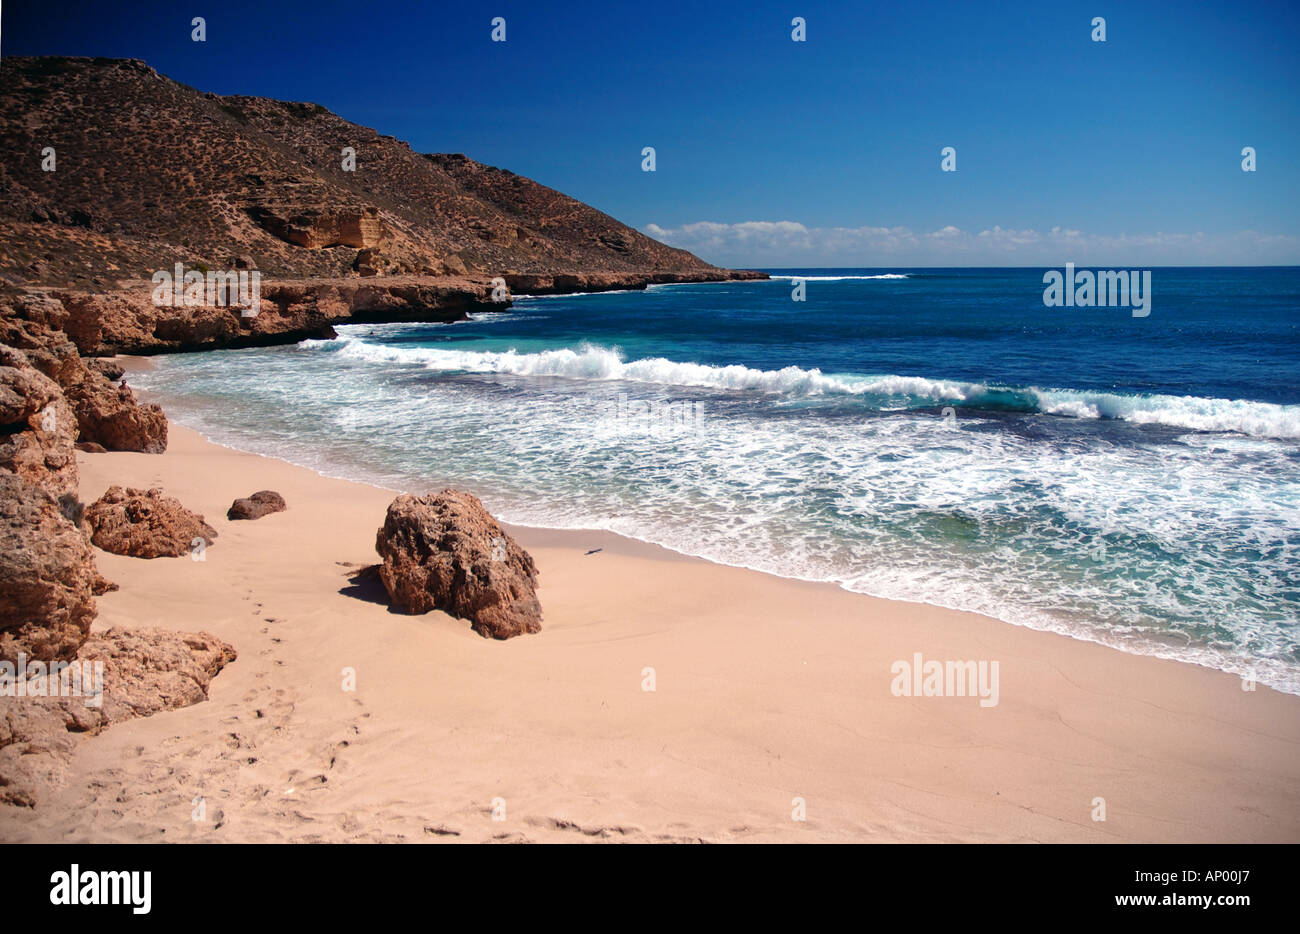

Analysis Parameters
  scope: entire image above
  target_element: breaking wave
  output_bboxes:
[317,338,1300,439]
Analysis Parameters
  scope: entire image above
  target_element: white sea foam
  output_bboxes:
[321,338,1300,439]
[131,345,1300,696]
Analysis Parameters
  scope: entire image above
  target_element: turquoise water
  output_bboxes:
[133,268,1300,692]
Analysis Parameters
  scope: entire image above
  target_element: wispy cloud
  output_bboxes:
[643,221,1300,267]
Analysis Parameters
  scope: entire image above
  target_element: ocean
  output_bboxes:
[130,267,1300,693]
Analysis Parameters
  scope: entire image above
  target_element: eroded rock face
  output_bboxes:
[86,358,125,382]
[0,293,238,809]
[227,490,286,520]
[0,626,236,807]
[249,205,386,250]
[53,278,498,355]
[85,486,216,558]
[77,627,237,723]
[0,345,80,500]
[0,312,167,453]
[375,490,541,639]
[0,700,79,808]
[0,472,97,665]
[63,377,167,453]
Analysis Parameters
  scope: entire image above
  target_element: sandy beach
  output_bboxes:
[3,29,1298,853]
[1,370,1297,844]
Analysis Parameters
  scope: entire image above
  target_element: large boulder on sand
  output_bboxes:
[374,490,541,639]
[85,486,217,558]
[227,490,286,520]
[0,473,98,664]
[63,377,167,453]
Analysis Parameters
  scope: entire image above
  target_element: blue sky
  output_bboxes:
[4,0,1298,266]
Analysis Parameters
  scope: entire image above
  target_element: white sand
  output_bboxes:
[2,421,1297,843]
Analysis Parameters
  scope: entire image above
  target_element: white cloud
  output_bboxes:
[642,221,1300,267]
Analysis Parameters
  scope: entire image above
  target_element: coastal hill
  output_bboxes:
[0,56,754,286]
[0,57,762,352]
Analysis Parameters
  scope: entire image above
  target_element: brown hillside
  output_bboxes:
[0,56,760,290]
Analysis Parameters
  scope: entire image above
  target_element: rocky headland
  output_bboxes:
[0,56,764,355]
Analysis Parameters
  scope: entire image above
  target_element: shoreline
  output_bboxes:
[125,355,1300,698]
[51,270,769,358]
[1,412,1296,841]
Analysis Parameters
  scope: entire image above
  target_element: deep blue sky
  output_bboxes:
[4,0,1298,265]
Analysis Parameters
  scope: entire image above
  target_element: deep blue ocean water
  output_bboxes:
[134,267,1300,692]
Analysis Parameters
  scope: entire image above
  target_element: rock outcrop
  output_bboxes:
[0,627,236,807]
[85,486,217,558]
[48,277,502,355]
[375,490,542,639]
[62,376,167,453]
[250,205,386,250]
[0,55,765,356]
[227,490,286,521]
[0,345,79,498]
[0,472,97,664]
[76,627,237,723]
[86,358,124,382]
[0,284,232,809]
[0,302,168,451]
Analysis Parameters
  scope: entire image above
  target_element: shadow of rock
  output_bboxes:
[337,562,391,608]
